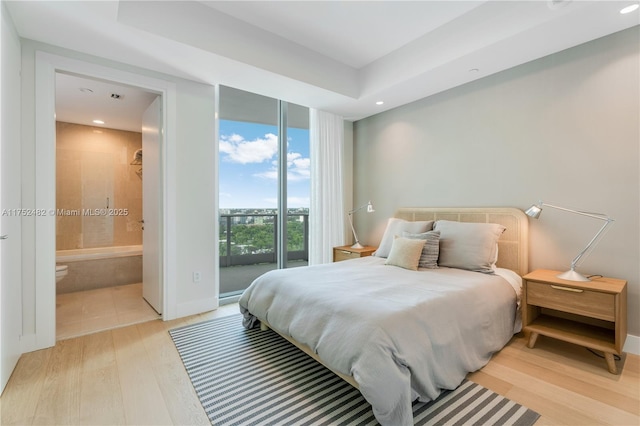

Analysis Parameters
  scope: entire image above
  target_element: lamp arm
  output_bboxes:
[570,218,614,270]
[348,212,359,245]
[347,201,373,249]
[348,202,370,215]
[541,203,610,221]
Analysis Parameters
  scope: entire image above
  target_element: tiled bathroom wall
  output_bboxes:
[56,122,143,250]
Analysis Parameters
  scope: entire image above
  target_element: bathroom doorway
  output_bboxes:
[54,72,161,339]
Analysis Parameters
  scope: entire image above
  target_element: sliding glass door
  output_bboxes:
[285,102,311,266]
[218,86,309,299]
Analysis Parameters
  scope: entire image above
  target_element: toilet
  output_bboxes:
[56,265,68,283]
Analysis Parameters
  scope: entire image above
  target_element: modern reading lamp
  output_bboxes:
[525,201,614,281]
[348,201,375,249]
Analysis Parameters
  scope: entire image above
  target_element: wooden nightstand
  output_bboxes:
[333,245,376,262]
[522,269,627,374]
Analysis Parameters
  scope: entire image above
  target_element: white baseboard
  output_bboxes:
[175,297,219,319]
[623,333,640,355]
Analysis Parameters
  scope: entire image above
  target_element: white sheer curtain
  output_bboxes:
[309,109,345,265]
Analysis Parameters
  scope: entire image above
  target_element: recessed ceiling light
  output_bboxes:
[469,68,480,73]
[92,119,105,125]
[375,101,384,105]
[620,4,639,14]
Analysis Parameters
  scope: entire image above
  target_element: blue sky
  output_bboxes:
[219,120,310,209]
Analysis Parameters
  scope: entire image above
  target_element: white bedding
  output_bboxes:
[239,256,521,426]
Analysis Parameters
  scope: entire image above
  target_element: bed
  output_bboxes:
[239,207,529,426]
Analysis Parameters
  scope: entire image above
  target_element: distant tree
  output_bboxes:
[219,213,308,256]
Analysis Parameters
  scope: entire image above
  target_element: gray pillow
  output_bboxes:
[433,220,505,274]
[374,218,434,258]
[402,230,440,269]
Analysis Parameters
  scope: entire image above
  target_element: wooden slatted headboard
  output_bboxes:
[394,207,529,276]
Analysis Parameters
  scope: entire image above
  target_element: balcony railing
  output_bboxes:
[219,213,309,298]
[219,213,309,268]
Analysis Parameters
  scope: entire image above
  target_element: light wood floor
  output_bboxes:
[1,303,638,425]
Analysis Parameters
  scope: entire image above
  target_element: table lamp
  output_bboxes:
[525,201,614,281]
[348,201,374,249]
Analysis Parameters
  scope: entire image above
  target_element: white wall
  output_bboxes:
[352,28,639,339]
[173,81,218,315]
[19,40,218,343]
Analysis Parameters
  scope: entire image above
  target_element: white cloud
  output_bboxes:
[219,133,278,164]
[289,157,310,180]
[255,169,278,180]
[254,151,310,181]
[220,132,310,181]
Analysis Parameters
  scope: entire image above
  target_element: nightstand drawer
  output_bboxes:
[332,245,376,262]
[333,249,361,262]
[527,281,615,321]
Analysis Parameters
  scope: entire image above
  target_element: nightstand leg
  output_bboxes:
[604,353,617,374]
[527,332,539,349]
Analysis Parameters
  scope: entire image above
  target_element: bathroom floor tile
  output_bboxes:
[82,314,121,333]
[82,305,117,321]
[56,282,160,340]
[117,309,159,325]
[112,283,142,296]
[56,307,84,325]
[56,297,84,324]
[115,298,151,313]
[81,287,115,305]
[56,292,82,304]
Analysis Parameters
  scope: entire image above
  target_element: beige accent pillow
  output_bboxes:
[433,220,505,273]
[384,237,427,271]
[375,218,434,258]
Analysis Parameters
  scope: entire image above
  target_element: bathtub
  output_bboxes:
[56,245,143,294]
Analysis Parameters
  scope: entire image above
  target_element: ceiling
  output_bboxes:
[55,73,158,132]
[6,0,639,128]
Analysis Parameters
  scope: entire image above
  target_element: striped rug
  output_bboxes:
[170,315,540,426]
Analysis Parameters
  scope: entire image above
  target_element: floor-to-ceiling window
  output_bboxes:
[218,86,309,299]
[284,102,311,266]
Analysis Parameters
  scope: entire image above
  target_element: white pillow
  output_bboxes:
[374,218,434,258]
[433,220,505,274]
[491,244,499,269]
[385,237,427,271]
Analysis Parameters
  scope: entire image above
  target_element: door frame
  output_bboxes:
[33,51,177,350]
[141,96,163,313]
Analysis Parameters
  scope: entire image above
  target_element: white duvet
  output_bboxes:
[239,256,521,426]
